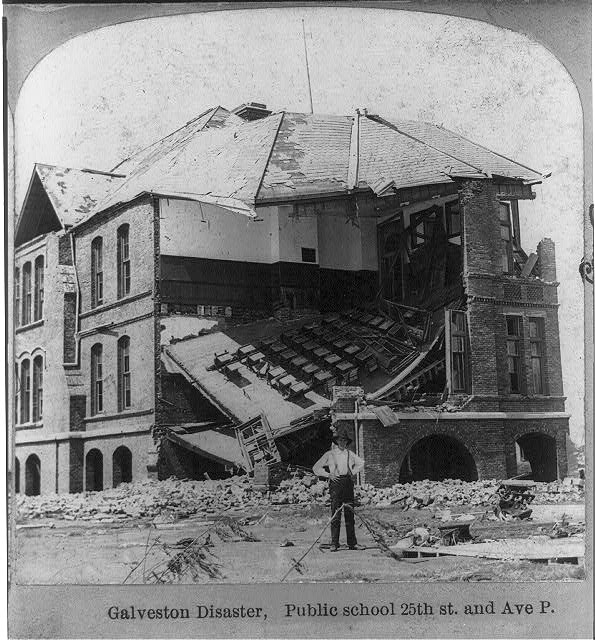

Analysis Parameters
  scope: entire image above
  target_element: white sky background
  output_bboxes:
[14,7,584,443]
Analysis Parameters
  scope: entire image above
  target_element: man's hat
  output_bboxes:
[332,432,353,445]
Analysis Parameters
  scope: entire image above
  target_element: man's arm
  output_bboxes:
[312,452,331,478]
[350,452,365,476]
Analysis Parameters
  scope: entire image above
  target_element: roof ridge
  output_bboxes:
[254,112,286,203]
[367,114,486,176]
[110,105,224,172]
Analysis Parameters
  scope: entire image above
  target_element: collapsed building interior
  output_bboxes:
[158,184,550,484]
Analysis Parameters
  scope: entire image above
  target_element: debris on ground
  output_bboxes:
[15,475,584,522]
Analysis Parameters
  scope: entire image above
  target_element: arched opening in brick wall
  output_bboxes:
[399,434,478,483]
[25,454,41,496]
[15,457,20,494]
[112,446,132,487]
[515,432,558,482]
[85,449,104,492]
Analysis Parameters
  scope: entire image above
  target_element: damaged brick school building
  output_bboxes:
[13,102,570,495]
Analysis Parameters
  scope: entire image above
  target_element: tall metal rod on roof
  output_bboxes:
[302,19,314,114]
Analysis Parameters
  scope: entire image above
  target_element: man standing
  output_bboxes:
[313,433,365,551]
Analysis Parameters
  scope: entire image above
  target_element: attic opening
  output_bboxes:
[398,434,478,483]
[515,432,558,482]
[15,172,63,246]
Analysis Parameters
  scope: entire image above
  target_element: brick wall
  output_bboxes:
[460,179,501,276]
[537,238,557,282]
[75,197,155,315]
[63,292,77,363]
[361,416,568,487]
[76,198,156,430]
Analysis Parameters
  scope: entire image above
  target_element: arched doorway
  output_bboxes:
[25,454,41,496]
[112,446,132,487]
[515,433,558,482]
[85,449,104,492]
[399,434,478,483]
[15,457,20,494]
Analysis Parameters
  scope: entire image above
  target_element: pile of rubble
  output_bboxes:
[15,477,265,522]
[15,475,584,522]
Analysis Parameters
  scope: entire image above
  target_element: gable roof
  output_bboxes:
[15,164,125,246]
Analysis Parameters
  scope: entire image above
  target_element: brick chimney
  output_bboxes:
[232,102,272,121]
[537,238,557,282]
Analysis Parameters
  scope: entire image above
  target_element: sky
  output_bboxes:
[13,6,585,443]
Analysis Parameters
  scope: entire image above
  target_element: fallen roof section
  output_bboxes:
[164,331,331,431]
[165,428,245,467]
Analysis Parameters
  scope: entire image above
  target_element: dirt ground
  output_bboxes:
[12,502,585,584]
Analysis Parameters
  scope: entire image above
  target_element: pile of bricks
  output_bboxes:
[15,476,584,522]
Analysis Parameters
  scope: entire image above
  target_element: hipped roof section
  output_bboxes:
[18,106,545,238]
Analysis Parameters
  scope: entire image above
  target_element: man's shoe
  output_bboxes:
[348,544,362,550]
[330,544,339,552]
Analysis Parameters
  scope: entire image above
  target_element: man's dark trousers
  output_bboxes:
[330,475,356,547]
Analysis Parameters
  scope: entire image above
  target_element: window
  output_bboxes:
[20,359,31,423]
[449,310,469,392]
[91,237,104,307]
[117,336,131,411]
[14,364,19,424]
[32,356,43,422]
[301,247,316,263]
[90,344,103,415]
[34,256,44,321]
[506,315,522,393]
[117,225,130,298]
[15,266,20,327]
[499,202,513,274]
[22,262,32,325]
[529,317,545,394]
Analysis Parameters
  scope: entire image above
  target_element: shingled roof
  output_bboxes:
[18,105,544,238]
[98,107,542,212]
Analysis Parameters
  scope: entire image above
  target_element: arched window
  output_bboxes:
[32,355,43,422]
[20,359,30,423]
[14,266,20,327]
[14,457,20,494]
[117,336,131,411]
[90,344,103,415]
[85,449,103,491]
[22,262,32,325]
[117,224,130,298]
[91,237,103,307]
[25,454,41,496]
[112,446,132,487]
[34,256,44,321]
